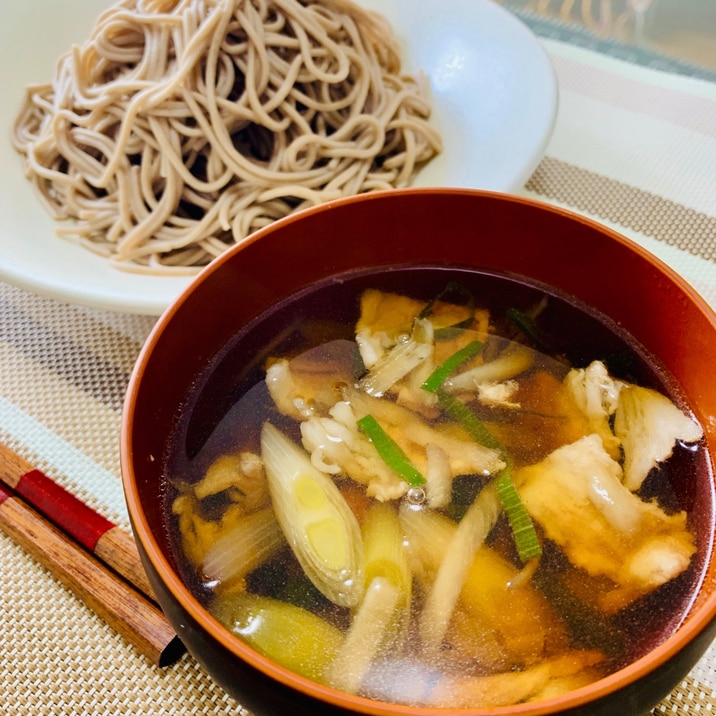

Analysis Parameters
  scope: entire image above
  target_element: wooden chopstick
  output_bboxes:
[0,442,185,665]
[0,481,184,666]
[0,442,155,602]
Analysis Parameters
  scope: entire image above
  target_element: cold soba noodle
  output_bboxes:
[12,0,440,274]
[164,268,708,709]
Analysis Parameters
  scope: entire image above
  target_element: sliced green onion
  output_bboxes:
[212,592,345,682]
[493,468,542,562]
[261,422,364,607]
[362,503,412,603]
[358,318,432,397]
[327,577,402,694]
[434,318,475,341]
[413,485,502,653]
[443,345,534,393]
[421,340,484,393]
[202,507,284,586]
[435,389,541,562]
[357,414,426,487]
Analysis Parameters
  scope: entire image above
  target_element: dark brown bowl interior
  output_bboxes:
[122,188,716,716]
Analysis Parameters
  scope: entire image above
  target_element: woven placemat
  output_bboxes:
[0,286,253,716]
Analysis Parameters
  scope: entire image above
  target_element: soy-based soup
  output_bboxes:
[163,267,709,709]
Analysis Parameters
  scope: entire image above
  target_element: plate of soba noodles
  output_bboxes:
[0,0,557,315]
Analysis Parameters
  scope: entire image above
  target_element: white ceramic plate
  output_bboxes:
[0,0,557,315]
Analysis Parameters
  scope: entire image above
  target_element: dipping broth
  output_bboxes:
[162,266,711,709]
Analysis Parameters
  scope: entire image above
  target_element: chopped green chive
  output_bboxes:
[493,468,542,562]
[435,388,542,562]
[357,414,426,487]
[436,387,503,451]
[421,340,484,393]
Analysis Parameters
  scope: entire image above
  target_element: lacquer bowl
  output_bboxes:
[121,188,716,716]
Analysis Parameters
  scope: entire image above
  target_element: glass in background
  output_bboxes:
[494,0,716,70]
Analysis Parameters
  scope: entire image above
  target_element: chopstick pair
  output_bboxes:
[0,442,184,666]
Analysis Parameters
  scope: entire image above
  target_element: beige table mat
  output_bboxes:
[2,6,716,716]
